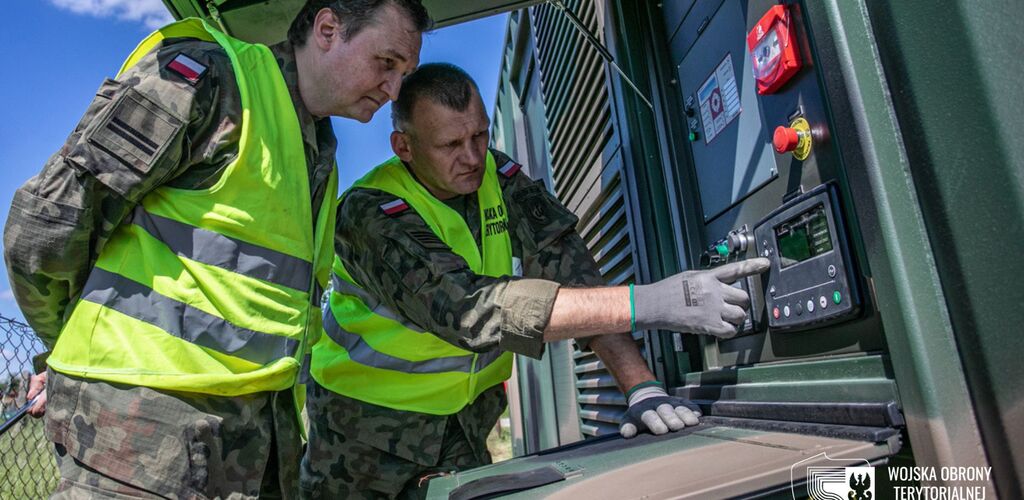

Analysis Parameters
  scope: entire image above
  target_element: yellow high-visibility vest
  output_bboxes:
[311,152,515,415]
[49,18,337,396]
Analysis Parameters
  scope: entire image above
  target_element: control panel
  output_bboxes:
[661,0,881,366]
[754,184,859,331]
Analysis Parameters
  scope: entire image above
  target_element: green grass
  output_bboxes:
[0,416,59,499]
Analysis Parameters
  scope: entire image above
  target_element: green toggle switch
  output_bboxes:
[715,243,729,257]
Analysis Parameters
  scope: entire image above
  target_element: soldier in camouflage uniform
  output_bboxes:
[301,63,770,498]
[3,1,430,498]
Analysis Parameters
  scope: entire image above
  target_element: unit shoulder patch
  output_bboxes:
[166,53,208,85]
[379,198,410,216]
[512,186,550,225]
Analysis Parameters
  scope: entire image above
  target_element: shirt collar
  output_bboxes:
[270,41,322,155]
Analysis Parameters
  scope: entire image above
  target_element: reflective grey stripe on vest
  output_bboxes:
[132,207,313,292]
[475,349,508,370]
[332,274,426,333]
[82,268,297,365]
[326,274,512,374]
[323,305,474,373]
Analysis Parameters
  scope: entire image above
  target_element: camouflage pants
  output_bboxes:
[299,382,495,499]
[44,370,302,499]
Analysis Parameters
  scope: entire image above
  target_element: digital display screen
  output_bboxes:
[775,204,833,268]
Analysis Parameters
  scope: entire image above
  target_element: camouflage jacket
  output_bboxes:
[330,149,604,464]
[3,38,336,368]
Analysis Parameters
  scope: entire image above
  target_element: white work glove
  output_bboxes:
[633,258,770,338]
[619,381,701,439]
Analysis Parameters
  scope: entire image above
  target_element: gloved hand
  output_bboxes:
[633,258,770,338]
[619,381,701,438]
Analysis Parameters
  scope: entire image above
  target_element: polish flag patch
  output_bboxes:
[167,54,207,85]
[379,199,410,216]
[498,160,521,178]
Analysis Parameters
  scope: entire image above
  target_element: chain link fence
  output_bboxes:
[1,315,59,499]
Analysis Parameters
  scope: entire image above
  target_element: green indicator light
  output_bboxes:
[715,244,729,257]
[689,130,698,142]
[833,291,842,304]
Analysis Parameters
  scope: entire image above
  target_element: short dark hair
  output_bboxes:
[393,63,481,131]
[287,0,432,47]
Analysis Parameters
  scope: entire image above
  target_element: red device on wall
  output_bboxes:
[747,5,802,94]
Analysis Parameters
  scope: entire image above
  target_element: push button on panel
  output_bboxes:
[795,302,803,315]
[773,117,812,160]
[773,307,781,319]
[806,300,815,313]
[833,291,842,304]
[819,295,828,309]
[773,126,800,153]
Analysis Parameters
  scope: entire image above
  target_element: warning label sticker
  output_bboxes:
[697,54,742,144]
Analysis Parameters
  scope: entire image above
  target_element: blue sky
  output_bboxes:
[0,1,508,324]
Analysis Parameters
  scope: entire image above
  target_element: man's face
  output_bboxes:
[393,91,490,200]
[314,5,422,121]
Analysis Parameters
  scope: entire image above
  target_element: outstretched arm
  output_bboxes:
[544,258,769,341]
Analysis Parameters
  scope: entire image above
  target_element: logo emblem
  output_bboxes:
[847,466,875,500]
[791,453,873,500]
[528,203,547,223]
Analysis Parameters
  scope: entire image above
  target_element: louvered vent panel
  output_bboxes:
[530,0,638,437]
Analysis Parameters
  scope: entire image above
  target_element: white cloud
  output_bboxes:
[0,289,14,301]
[49,0,174,29]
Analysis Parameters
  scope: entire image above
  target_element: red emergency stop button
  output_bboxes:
[773,126,800,153]
[772,117,812,160]
[772,306,781,319]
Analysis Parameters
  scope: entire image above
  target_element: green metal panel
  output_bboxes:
[426,422,900,498]
[862,1,1024,496]
[679,355,900,404]
[160,0,547,43]
[795,0,992,487]
[161,0,204,19]
[511,350,564,452]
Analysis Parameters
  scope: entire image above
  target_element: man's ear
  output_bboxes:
[391,130,413,162]
[312,7,341,51]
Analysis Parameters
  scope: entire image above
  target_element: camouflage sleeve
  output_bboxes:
[499,171,604,287]
[336,189,557,360]
[2,41,229,352]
